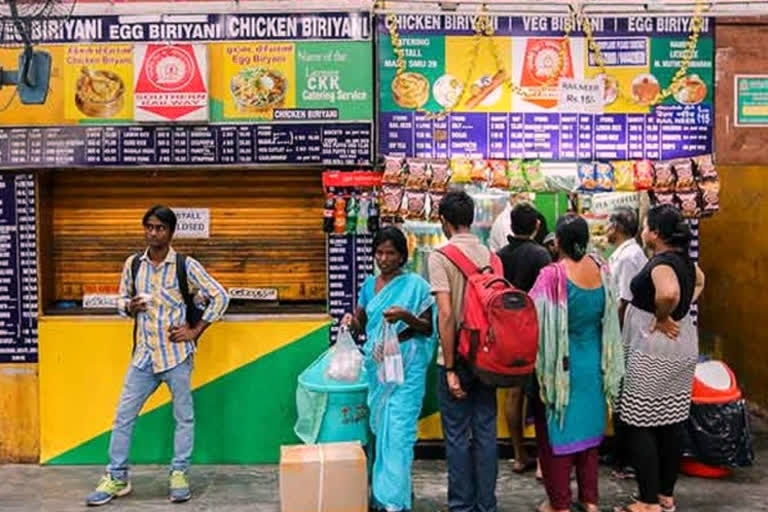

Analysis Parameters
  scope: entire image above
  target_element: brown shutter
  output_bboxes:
[42,169,325,308]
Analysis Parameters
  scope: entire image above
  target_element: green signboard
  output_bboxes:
[735,75,768,127]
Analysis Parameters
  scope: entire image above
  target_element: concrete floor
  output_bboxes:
[0,437,765,512]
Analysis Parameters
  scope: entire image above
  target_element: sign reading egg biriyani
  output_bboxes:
[378,15,714,162]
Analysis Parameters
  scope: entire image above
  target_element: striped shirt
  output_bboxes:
[117,247,229,373]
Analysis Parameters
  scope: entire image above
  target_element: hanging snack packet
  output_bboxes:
[405,158,429,190]
[403,190,427,220]
[613,161,635,191]
[383,156,404,185]
[578,162,598,192]
[544,163,579,192]
[634,160,654,190]
[698,178,720,216]
[673,158,696,191]
[430,160,451,190]
[471,159,489,183]
[450,157,472,183]
[693,154,718,180]
[489,160,509,189]
[595,162,615,192]
[653,161,675,192]
[507,159,527,191]
[677,191,701,219]
[381,185,405,215]
[524,160,548,192]
[652,191,676,207]
[429,192,445,222]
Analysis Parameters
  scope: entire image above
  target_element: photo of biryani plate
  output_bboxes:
[75,67,125,118]
[433,74,463,109]
[674,74,707,105]
[631,73,660,105]
[230,67,287,114]
[392,72,429,109]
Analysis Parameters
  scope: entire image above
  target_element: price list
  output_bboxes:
[379,107,712,161]
[0,123,372,168]
[0,174,38,363]
[326,234,375,345]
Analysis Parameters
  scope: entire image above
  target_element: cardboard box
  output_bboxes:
[279,441,368,512]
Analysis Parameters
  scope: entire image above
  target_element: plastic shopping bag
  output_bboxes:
[326,327,363,382]
[376,322,404,385]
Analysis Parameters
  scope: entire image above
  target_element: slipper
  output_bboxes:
[513,459,537,474]
[630,493,676,512]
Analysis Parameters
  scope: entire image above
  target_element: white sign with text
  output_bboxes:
[173,208,210,239]
[559,78,604,114]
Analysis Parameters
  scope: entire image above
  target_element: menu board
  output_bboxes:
[327,234,374,344]
[378,15,714,161]
[0,12,373,167]
[0,124,371,166]
[0,174,38,363]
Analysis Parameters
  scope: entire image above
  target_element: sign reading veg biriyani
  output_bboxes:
[0,12,373,167]
[378,15,714,161]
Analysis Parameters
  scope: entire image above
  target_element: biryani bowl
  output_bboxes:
[392,72,429,109]
[230,68,287,115]
[75,68,125,118]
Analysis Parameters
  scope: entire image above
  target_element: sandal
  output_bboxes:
[630,493,676,512]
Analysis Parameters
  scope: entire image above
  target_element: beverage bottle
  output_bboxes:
[334,197,347,234]
[357,196,370,234]
[346,194,358,234]
[323,195,335,233]
[368,195,380,233]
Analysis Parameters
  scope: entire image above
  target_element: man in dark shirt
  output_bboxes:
[497,202,552,474]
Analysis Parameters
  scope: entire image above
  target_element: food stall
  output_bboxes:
[364,1,717,440]
[0,2,375,464]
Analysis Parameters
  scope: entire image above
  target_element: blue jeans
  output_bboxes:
[437,365,498,512]
[107,356,194,480]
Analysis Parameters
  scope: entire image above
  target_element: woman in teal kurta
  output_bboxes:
[529,215,624,512]
[342,227,436,512]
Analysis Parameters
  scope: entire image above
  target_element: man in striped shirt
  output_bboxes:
[86,205,229,507]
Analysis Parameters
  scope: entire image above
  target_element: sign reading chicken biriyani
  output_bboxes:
[0,12,373,167]
[378,15,713,161]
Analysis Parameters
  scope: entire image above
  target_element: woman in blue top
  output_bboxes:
[342,227,437,512]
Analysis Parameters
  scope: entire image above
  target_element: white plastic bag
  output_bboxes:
[376,322,404,385]
[326,327,363,382]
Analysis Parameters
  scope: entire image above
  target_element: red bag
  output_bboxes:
[438,245,539,387]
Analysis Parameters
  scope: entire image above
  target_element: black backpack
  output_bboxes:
[129,252,203,351]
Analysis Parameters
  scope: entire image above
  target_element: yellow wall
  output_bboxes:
[38,315,328,463]
[0,363,39,462]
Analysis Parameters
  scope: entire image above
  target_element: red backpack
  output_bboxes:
[438,245,539,387]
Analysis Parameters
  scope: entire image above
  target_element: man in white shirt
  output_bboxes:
[607,206,648,327]
[489,195,548,252]
[606,206,647,481]
[489,201,513,253]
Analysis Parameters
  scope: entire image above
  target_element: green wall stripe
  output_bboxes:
[47,325,328,465]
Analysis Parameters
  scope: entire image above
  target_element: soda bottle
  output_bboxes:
[346,194,358,234]
[368,195,380,233]
[357,195,370,234]
[323,195,335,233]
[334,197,347,234]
